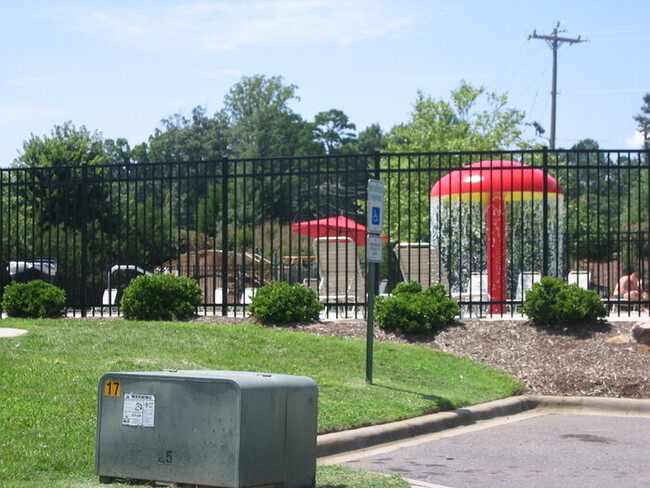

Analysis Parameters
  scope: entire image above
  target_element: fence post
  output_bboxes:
[0,170,5,294]
[542,147,549,277]
[372,150,382,296]
[373,150,381,177]
[366,153,383,384]
[646,150,650,311]
[221,157,229,316]
[80,162,89,317]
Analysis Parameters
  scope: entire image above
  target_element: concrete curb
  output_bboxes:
[317,395,650,458]
[532,394,650,415]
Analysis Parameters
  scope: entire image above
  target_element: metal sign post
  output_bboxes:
[366,179,384,384]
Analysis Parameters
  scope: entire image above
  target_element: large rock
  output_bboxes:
[631,323,650,346]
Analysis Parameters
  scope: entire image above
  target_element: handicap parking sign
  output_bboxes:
[367,180,384,233]
[372,207,381,226]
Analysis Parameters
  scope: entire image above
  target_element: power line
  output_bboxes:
[529,22,586,149]
[488,38,528,91]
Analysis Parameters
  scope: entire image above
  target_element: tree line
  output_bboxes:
[14,75,388,169]
[4,74,650,284]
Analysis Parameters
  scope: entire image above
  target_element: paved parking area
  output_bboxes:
[335,411,650,488]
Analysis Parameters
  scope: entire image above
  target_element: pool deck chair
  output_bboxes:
[453,272,491,317]
[313,236,365,316]
[511,271,542,311]
[394,242,449,290]
[241,287,256,305]
[302,277,320,293]
[568,270,591,289]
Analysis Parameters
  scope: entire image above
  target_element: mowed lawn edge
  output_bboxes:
[0,318,523,486]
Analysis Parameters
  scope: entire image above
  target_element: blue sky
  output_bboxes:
[2,0,649,166]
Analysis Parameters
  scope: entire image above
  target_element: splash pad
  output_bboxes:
[430,160,564,313]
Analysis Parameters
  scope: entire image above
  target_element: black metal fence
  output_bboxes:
[1,148,648,317]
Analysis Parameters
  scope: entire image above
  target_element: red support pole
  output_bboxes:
[486,192,507,313]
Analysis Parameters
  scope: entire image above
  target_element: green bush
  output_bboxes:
[249,281,324,324]
[375,281,460,334]
[120,274,203,321]
[2,280,66,318]
[521,276,607,327]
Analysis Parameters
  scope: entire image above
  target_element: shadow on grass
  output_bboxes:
[359,383,507,436]
[371,382,455,412]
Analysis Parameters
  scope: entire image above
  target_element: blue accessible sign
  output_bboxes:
[367,179,384,234]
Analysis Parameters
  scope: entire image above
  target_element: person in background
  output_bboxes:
[614,271,649,312]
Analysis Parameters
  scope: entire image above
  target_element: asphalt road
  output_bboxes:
[339,413,650,487]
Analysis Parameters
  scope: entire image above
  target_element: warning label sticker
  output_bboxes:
[122,393,155,427]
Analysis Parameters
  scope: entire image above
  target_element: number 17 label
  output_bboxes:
[104,380,122,397]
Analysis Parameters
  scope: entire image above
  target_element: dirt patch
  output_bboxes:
[194,316,650,399]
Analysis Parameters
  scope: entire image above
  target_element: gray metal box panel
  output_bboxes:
[96,370,317,488]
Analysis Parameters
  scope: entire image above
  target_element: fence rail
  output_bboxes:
[1,148,648,318]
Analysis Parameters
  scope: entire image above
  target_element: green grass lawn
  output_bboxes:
[0,318,522,487]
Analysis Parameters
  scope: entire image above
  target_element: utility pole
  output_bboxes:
[529,22,586,149]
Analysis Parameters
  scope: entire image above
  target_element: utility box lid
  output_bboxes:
[96,370,318,488]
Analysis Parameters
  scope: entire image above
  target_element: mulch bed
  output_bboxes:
[194,315,650,399]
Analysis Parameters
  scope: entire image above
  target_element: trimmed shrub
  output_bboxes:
[120,274,203,321]
[249,281,324,324]
[375,281,460,334]
[2,280,66,318]
[521,276,607,327]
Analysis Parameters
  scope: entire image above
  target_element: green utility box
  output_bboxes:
[96,370,318,487]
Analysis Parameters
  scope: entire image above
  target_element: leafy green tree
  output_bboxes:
[562,139,602,200]
[15,121,107,168]
[128,142,150,164]
[313,109,357,155]
[617,149,649,270]
[268,111,323,157]
[220,75,323,224]
[621,170,649,226]
[103,137,139,166]
[221,74,310,158]
[10,122,143,303]
[384,82,530,241]
[143,106,230,246]
[13,122,117,231]
[634,93,650,150]
[560,139,618,261]
[388,81,528,153]
[196,181,221,237]
[353,123,388,154]
[343,124,387,214]
[147,106,230,162]
[311,110,374,223]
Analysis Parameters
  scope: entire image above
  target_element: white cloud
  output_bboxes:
[626,130,645,148]
[49,0,426,51]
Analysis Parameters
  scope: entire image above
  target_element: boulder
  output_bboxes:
[631,323,650,346]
